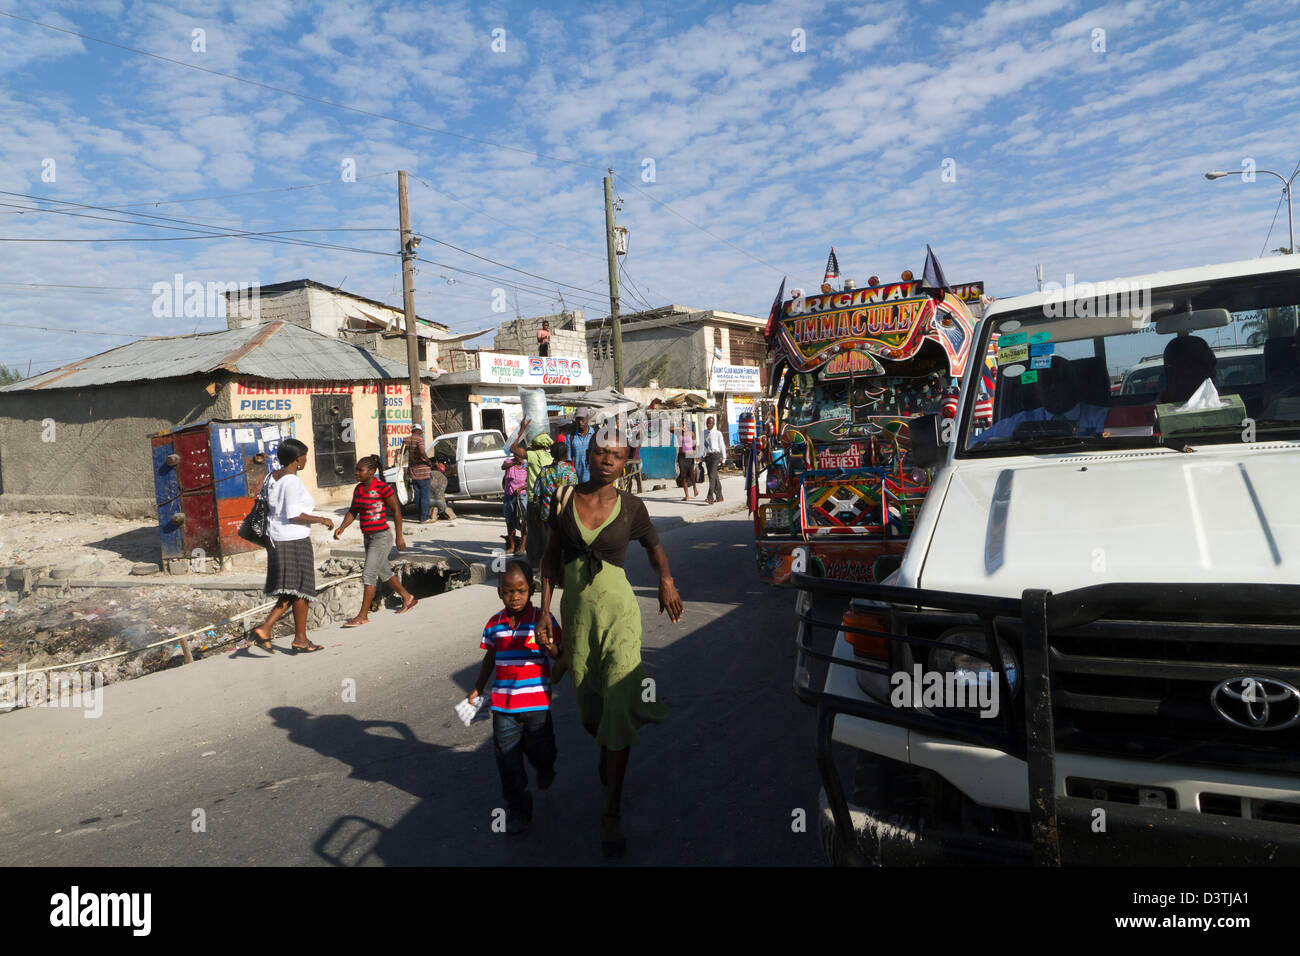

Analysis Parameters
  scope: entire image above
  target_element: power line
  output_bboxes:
[0,12,596,171]
[415,232,607,298]
[1258,159,1300,256]
[411,253,607,311]
[0,281,147,291]
[91,170,398,210]
[0,191,400,260]
[611,170,786,276]
[411,176,607,264]
[0,319,155,337]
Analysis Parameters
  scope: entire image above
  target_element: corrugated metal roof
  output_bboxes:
[1,321,424,392]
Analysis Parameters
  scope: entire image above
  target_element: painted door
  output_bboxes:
[311,394,356,488]
[431,435,460,495]
[463,430,508,495]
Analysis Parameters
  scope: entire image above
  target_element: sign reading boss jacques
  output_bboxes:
[482,354,593,387]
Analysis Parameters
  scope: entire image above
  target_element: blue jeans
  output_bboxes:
[492,709,557,816]
[411,477,431,522]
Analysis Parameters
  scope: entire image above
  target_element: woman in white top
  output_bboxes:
[250,438,334,654]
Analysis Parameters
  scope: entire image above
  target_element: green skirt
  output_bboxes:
[558,502,668,750]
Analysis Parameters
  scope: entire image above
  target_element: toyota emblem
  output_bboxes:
[1210,677,1300,731]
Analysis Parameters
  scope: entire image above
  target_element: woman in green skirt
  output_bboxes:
[538,426,683,857]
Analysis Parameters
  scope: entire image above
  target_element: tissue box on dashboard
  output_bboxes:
[1156,393,1246,438]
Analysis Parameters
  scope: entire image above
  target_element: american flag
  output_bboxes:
[823,248,840,284]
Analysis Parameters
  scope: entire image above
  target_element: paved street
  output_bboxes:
[0,508,824,866]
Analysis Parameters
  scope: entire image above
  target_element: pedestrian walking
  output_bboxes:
[403,424,435,523]
[568,409,595,484]
[532,440,577,561]
[334,455,418,627]
[466,559,562,834]
[674,421,698,500]
[250,438,334,654]
[702,415,727,504]
[539,426,683,857]
[502,446,529,556]
[510,419,553,566]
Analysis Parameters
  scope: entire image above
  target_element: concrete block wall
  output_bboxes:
[493,312,588,360]
[227,287,312,331]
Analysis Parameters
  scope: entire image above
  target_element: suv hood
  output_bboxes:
[920,445,1300,597]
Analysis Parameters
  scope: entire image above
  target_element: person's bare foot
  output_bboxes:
[396,597,418,614]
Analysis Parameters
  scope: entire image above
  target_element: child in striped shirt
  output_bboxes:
[467,559,562,833]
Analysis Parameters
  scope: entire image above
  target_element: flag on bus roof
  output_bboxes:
[920,244,950,296]
[763,276,787,340]
[823,248,840,284]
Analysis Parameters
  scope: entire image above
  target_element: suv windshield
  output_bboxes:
[963,272,1300,454]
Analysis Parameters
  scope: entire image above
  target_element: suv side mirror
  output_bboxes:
[909,413,946,468]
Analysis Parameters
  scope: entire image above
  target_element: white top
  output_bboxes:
[265,472,315,542]
[703,427,728,456]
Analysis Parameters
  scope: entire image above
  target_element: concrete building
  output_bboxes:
[585,305,767,390]
[433,310,594,437]
[492,310,588,360]
[224,278,490,372]
[585,305,767,442]
[0,321,442,517]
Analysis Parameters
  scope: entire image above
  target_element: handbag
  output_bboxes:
[238,477,272,547]
[695,459,706,484]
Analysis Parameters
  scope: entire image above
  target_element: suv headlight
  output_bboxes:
[927,626,1020,698]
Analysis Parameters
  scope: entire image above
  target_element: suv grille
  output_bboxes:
[1042,617,1300,775]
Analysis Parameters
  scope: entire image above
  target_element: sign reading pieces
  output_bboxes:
[710,364,763,393]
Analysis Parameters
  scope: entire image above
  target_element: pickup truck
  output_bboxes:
[795,255,1300,865]
[426,429,509,500]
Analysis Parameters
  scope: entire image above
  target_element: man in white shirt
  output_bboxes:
[973,356,1108,446]
[702,415,728,503]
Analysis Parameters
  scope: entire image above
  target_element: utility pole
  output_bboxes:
[398,170,424,436]
[604,170,623,392]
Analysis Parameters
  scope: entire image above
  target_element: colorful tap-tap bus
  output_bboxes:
[753,273,988,585]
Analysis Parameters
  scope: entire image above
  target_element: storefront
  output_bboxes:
[434,353,593,439]
[709,363,763,449]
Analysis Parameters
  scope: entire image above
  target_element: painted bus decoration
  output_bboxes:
[752,263,990,586]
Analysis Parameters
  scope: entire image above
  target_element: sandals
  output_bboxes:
[291,641,324,654]
[396,598,419,615]
[341,618,369,628]
[250,629,274,652]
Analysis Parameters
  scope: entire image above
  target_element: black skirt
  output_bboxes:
[264,536,317,601]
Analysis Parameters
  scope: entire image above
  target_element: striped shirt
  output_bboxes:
[350,477,395,534]
[480,605,562,714]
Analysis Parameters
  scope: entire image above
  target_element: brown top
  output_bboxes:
[403,434,433,480]
[548,487,658,579]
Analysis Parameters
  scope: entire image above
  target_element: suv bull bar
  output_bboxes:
[791,573,1300,865]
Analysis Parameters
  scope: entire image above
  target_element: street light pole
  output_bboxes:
[1205,166,1298,254]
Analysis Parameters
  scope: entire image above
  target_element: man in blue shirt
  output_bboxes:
[569,409,595,483]
[973,355,1108,446]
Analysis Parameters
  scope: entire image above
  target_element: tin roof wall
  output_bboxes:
[2,320,422,392]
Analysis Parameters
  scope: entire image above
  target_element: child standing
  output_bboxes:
[501,446,529,555]
[333,455,418,626]
[468,559,562,833]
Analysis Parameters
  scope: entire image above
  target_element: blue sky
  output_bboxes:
[1,0,1296,377]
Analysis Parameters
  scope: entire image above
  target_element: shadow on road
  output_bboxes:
[275,518,824,867]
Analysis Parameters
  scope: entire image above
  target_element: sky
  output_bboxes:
[1,0,1297,378]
